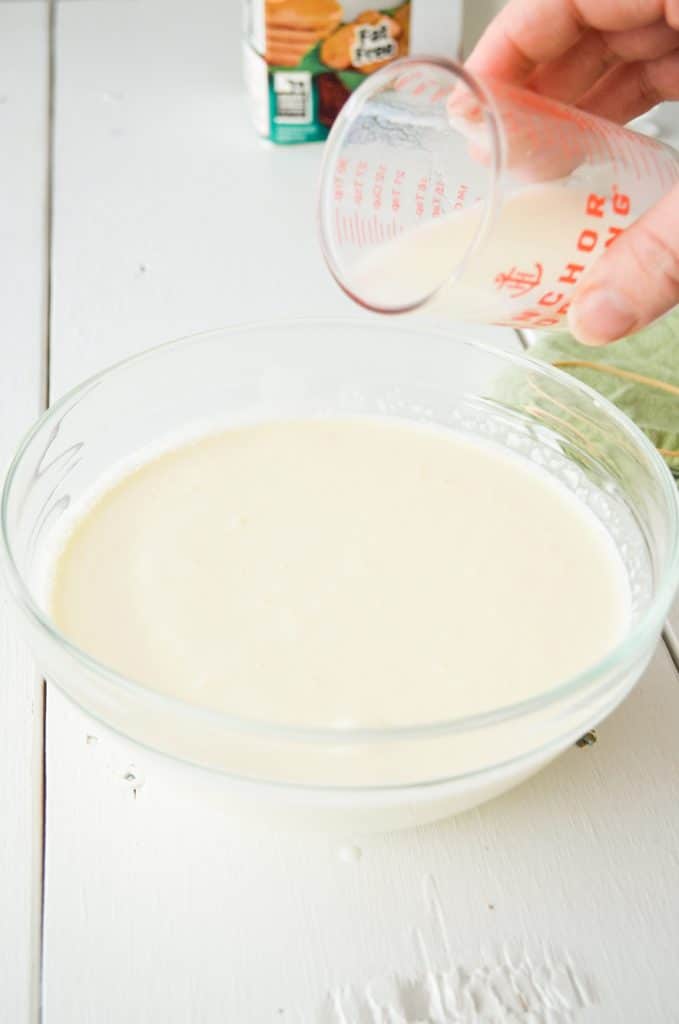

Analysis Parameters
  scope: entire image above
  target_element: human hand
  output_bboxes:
[467,0,679,344]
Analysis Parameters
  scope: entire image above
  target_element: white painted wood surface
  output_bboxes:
[1,0,678,1020]
[0,4,49,1022]
[43,644,679,1022]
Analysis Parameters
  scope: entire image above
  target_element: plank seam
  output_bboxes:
[37,1,56,1020]
[662,627,679,677]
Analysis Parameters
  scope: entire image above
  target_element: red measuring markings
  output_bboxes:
[393,69,450,106]
[372,163,387,211]
[454,184,468,210]
[432,176,446,217]
[353,160,368,205]
[415,176,430,217]
[391,168,405,214]
[333,156,349,202]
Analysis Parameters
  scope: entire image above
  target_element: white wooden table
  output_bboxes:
[2,2,679,1021]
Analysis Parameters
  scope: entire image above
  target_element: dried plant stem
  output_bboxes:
[553,361,679,398]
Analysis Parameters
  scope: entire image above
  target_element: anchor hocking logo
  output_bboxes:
[495,262,543,299]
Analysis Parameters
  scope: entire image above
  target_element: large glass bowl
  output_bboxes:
[2,320,678,831]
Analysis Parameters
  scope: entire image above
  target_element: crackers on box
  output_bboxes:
[243,1,411,143]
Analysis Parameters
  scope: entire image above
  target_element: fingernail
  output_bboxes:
[569,289,636,345]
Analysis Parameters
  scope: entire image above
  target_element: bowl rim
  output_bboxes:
[2,317,678,745]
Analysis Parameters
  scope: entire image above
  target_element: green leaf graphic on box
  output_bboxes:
[529,309,679,474]
[337,70,365,92]
[296,43,326,73]
[268,44,325,73]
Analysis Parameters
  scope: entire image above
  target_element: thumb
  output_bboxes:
[568,182,679,345]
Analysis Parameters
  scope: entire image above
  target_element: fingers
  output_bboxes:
[526,20,679,104]
[466,0,664,85]
[603,17,679,60]
[466,0,584,84]
[526,30,619,103]
[569,183,679,344]
[577,49,679,122]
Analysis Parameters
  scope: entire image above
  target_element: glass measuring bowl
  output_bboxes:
[318,57,679,330]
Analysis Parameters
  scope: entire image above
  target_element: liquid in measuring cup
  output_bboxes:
[319,58,679,329]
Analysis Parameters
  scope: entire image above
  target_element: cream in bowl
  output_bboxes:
[50,417,630,729]
[2,321,677,831]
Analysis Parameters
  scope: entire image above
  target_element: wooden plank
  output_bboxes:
[0,4,50,1022]
[49,0,343,397]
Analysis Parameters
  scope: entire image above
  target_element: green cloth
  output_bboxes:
[529,309,679,475]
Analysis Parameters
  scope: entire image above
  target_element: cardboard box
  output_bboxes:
[242,1,411,144]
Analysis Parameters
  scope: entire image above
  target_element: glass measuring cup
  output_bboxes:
[318,57,679,330]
